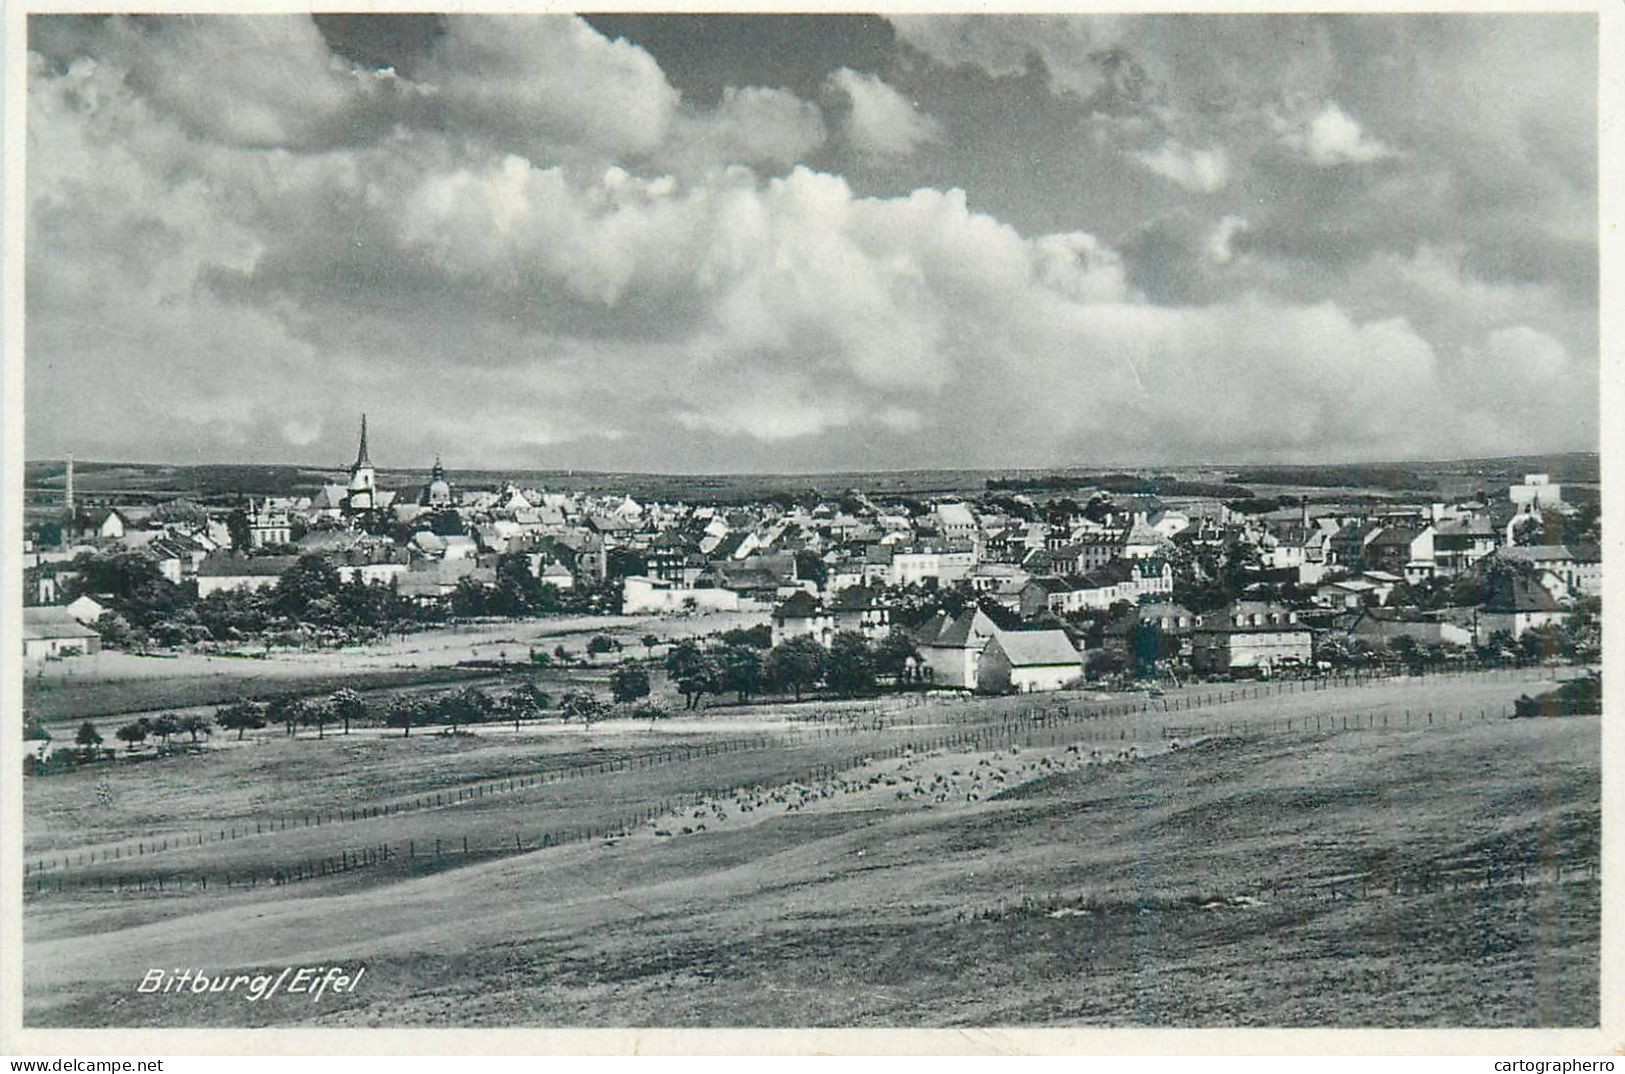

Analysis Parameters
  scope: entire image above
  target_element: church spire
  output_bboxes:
[354,413,371,469]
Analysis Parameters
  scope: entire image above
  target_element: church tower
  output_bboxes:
[346,414,377,513]
[422,454,453,507]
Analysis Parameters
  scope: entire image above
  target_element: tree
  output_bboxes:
[439,686,494,733]
[300,700,332,739]
[587,634,618,657]
[560,690,610,727]
[630,700,670,723]
[826,631,876,696]
[329,688,366,735]
[385,697,420,738]
[150,713,183,747]
[765,637,824,701]
[641,634,660,659]
[719,624,773,649]
[503,684,548,732]
[664,639,707,680]
[75,721,103,759]
[673,653,724,710]
[528,648,553,670]
[216,700,266,740]
[610,664,652,703]
[23,715,51,744]
[266,696,308,737]
[716,643,763,703]
[1085,648,1126,681]
[795,550,828,587]
[115,719,150,751]
[179,714,213,743]
[1389,633,1421,670]
[1126,621,1180,675]
[873,631,920,681]
[93,611,133,649]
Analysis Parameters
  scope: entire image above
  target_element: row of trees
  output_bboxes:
[56,549,618,651]
[661,630,919,709]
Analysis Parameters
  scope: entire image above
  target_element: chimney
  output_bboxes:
[64,453,74,514]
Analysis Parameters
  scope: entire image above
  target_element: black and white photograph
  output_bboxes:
[5,5,1609,1044]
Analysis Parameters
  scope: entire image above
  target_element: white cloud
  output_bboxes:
[24,14,1597,468]
[664,85,826,172]
[1032,232,1132,303]
[825,67,943,160]
[420,16,679,157]
[1129,140,1230,193]
[1287,101,1394,166]
[888,15,1125,99]
[1206,215,1249,265]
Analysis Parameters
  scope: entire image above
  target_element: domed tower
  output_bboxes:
[422,455,452,507]
[345,414,377,513]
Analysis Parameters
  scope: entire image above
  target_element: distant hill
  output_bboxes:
[23,452,1599,506]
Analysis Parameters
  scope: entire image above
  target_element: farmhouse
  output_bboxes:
[771,591,835,647]
[1475,574,1570,642]
[1492,545,1600,597]
[22,607,102,661]
[827,585,891,640]
[977,630,1081,693]
[1344,608,1474,648]
[196,554,299,596]
[1191,603,1313,676]
[914,607,1000,689]
[1104,602,1197,659]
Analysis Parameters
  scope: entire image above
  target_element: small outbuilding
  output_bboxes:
[23,607,102,661]
[977,630,1081,694]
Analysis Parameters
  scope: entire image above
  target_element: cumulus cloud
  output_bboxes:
[70,16,378,149]
[825,67,943,160]
[1284,101,1394,166]
[1129,140,1230,193]
[664,85,826,172]
[1032,232,1132,303]
[419,16,679,158]
[23,14,1598,469]
[889,15,1126,100]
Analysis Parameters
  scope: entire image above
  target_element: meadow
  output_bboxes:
[22,666,1596,1028]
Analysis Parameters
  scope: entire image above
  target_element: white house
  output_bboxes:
[64,594,108,625]
[23,607,102,661]
[914,608,1000,689]
[621,575,740,615]
[976,630,1082,693]
[1509,473,1563,511]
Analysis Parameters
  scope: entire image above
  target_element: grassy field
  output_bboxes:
[22,668,1596,1028]
[23,612,766,726]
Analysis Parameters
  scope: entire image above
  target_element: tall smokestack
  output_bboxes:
[65,453,74,514]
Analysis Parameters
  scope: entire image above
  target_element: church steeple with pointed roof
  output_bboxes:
[345,413,377,513]
[354,414,372,469]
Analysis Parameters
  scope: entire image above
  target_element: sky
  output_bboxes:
[24,13,1599,473]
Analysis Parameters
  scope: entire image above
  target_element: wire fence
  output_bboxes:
[23,664,1574,885]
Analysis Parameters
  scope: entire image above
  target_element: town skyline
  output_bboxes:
[25,13,1598,471]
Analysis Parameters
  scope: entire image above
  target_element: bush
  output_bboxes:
[1511,674,1601,719]
[629,700,671,722]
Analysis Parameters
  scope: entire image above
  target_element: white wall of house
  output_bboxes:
[622,575,741,615]
[196,574,284,598]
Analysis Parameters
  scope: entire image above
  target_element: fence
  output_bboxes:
[24,693,1555,900]
[24,664,1572,884]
